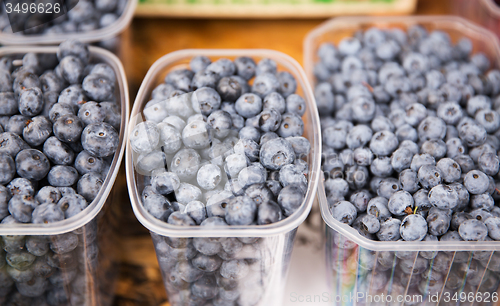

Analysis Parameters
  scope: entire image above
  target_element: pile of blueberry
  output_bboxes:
[0,40,121,305]
[316,25,500,298]
[131,56,311,305]
[0,0,128,36]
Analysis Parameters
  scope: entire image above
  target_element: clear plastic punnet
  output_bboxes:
[451,0,500,39]
[0,45,129,305]
[0,0,137,46]
[126,49,321,306]
[304,16,500,305]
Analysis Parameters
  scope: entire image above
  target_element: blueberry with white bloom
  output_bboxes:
[129,121,160,154]
[400,214,428,241]
[197,164,222,190]
[459,219,488,241]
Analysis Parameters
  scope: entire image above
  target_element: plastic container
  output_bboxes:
[450,0,500,39]
[0,0,137,46]
[0,45,129,305]
[304,16,500,305]
[126,49,321,306]
[135,0,417,18]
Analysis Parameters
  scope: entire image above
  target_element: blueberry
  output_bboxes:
[151,171,180,195]
[8,194,38,223]
[277,71,297,98]
[170,148,201,181]
[369,131,399,156]
[193,87,221,116]
[197,164,222,191]
[435,157,461,183]
[478,152,499,176]
[57,40,90,65]
[428,184,459,210]
[48,165,79,187]
[53,114,84,143]
[18,87,43,116]
[484,217,500,240]
[206,59,236,78]
[391,148,412,172]
[190,56,211,73]
[234,56,256,80]
[388,190,414,216]
[58,85,87,110]
[57,194,87,218]
[74,150,104,174]
[458,219,488,241]
[234,93,262,119]
[25,236,49,257]
[13,72,41,97]
[142,187,173,221]
[99,101,121,131]
[182,120,211,150]
[457,118,487,147]
[446,138,467,158]
[58,56,84,85]
[0,152,15,185]
[49,103,76,123]
[6,114,31,135]
[22,116,52,147]
[427,207,451,236]
[191,69,220,90]
[463,170,489,194]
[279,163,307,187]
[77,172,103,202]
[15,149,50,181]
[417,164,442,189]
[370,156,393,177]
[0,92,17,116]
[400,214,427,241]
[81,122,119,158]
[399,169,419,193]
[377,217,401,241]
[259,137,295,170]
[470,193,494,211]
[82,74,114,102]
[43,136,75,165]
[454,154,475,173]
[175,183,202,205]
[78,101,106,125]
[224,196,256,225]
[278,184,305,216]
[278,113,304,138]
[7,178,35,196]
[376,178,401,199]
[87,64,115,86]
[238,163,267,189]
[184,201,206,225]
[129,121,160,154]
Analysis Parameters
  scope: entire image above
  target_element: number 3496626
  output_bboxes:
[5,2,61,14]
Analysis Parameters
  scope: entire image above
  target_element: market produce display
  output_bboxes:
[0,40,121,305]
[315,25,500,299]
[0,0,129,35]
[130,55,312,305]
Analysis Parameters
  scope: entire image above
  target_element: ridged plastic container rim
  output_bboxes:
[0,0,137,45]
[304,15,500,252]
[0,45,129,235]
[483,0,500,17]
[126,49,321,238]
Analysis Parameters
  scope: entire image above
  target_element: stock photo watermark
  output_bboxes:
[289,291,499,304]
[2,0,78,33]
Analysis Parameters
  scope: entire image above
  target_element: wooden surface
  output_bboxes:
[113,1,460,305]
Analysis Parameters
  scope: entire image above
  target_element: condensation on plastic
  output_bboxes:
[304,16,500,305]
[0,46,129,235]
[126,49,321,306]
[0,46,129,305]
[126,49,321,238]
[451,0,500,38]
[0,0,137,45]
